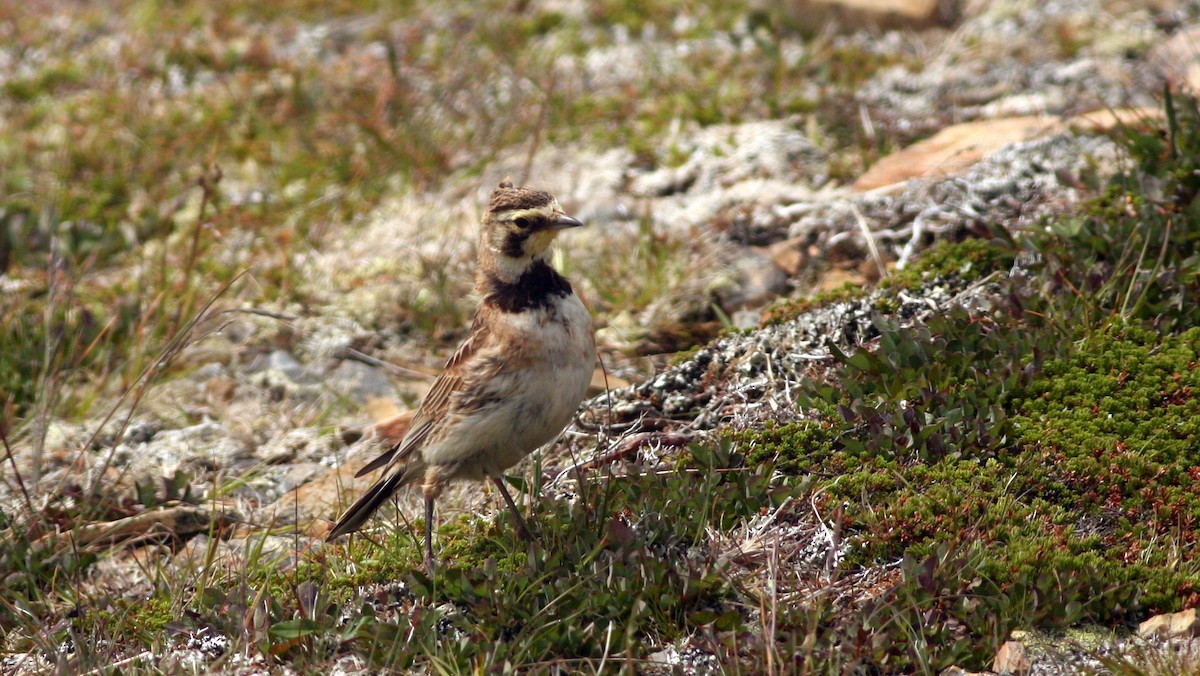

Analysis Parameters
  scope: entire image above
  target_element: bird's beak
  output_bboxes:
[552,213,584,229]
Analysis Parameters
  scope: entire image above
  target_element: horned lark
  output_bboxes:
[327,180,595,569]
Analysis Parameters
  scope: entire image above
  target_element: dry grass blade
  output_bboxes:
[27,503,232,558]
[64,270,247,501]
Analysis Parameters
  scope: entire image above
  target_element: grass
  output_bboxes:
[2,1,1197,673]
[1,444,772,671]
[727,93,1200,670]
[0,1,907,669]
[1,0,903,418]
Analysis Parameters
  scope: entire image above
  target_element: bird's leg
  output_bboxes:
[490,475,538,541]
[423,495,436,572]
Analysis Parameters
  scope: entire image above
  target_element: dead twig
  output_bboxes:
[574,432,691,474]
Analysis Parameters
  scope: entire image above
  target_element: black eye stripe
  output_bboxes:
[501,230,529,258]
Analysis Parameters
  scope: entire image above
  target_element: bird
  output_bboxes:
[327,179,595,570]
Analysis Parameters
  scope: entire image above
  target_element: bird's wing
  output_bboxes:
[354,313,491,478]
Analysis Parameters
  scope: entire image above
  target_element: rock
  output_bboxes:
[247,349,309,383]
[1138,608,1200,639]
[257,440,381,527]
[246,348,401,405]
[259,428,337,464]
[295,315,373,362]
[857,0,1159,139]
[240,462,329,509]
[364,396,405,423]
[610,245,790,354]
[627,119,825,234]
[97,419,162,448]
[114,419,248,480]
[811,267,871,296]
[853,116,1062,192]
[709,248,790,312]
[40,419,81,449]
[646,646,679,667]
[326,359,397,402]
[779,0,952,31]
[939,667,986,676]
[589,368,631,396]
[765,236,809,277]
[203,376,238,404]
[992,639,1030,675]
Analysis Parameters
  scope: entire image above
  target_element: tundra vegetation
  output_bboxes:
[1,1,1198,673]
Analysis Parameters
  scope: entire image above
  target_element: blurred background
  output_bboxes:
[2,1,1199,671]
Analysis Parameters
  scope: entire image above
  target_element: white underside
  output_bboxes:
[422,293,594,479]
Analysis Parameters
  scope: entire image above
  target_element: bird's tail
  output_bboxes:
[326,461,425,540]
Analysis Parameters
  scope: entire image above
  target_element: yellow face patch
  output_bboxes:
[520,227,560,256]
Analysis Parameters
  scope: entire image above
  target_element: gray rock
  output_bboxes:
[247,349,309,383]
[582,259,1007,431]
[189,362,227,382]
[114,419,248,480]
[627,119,826,235]
[326,359,397,403]
[234,462,329,508]
[257,427,339,465]
[858,0,1160,137]
[294,315,371,362]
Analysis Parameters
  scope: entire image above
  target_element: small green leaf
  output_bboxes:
[268,618,320,639]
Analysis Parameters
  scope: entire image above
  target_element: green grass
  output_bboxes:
[3,2,1199,673]
[7,443,772,671]
[0,0,904,420]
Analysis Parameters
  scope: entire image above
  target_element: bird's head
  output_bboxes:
[479,179,582,281]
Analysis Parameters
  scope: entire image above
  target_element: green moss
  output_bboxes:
[762,238,1017,326]
[1009,323,1200,611]
[729,419,837,475]
[883,236,1018,291]
[2,62,86,102]
[720,95,1200,670]
[761,281,868,326]
[667,343,704,367]
[82,444,773,669]
[331,450,769,669]
[433,514,529,573]
[728,317,1200,658]
[729,295,1199,669]
[101,595,174,638]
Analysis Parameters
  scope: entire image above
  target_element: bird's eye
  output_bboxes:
[514,217,531,229]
